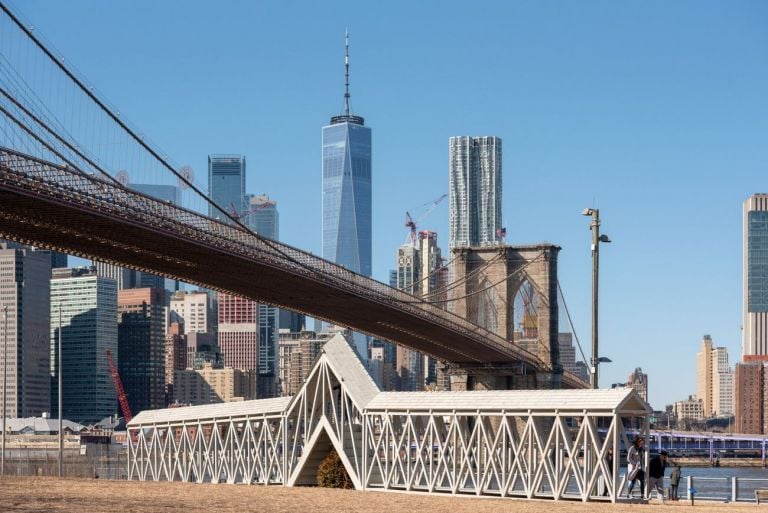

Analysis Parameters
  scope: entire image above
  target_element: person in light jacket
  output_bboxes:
[626,436,645,498]
[669,465,682,501]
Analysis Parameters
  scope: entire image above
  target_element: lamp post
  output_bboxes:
[58,302,63,478]
[582,208,611,389]
[2,305,7,477]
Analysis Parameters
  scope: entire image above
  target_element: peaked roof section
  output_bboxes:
[128,396,291,426]
[128,333,648,428]
[320,332,380,409]
[365,388,651,414]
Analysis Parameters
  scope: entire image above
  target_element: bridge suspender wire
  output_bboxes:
[419,252,506,300]
[0,102,90,177]
[412,252,546,305]
[1,0,487,320]
[397,252,460,296]
[0,2,224,213]
[0,86,115,183]
[0,1,403,301]
[557,280,588,366]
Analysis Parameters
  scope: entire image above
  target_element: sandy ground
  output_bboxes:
[0,477,758,513]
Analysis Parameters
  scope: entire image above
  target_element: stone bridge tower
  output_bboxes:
[447,243,562,390]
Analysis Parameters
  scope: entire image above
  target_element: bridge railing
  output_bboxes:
[0,147,584,386]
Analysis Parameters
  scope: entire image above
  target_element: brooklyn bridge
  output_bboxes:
[0,1,586,390]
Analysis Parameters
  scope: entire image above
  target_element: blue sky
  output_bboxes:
[16,0,768,408]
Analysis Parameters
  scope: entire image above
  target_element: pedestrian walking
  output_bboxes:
[602,447,614,496]
[626,437,645,498]
[669,464,682,501]
[648,450,669,503]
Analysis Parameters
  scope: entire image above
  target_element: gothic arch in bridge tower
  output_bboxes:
[475,277,499,334]
[449,244,562,380]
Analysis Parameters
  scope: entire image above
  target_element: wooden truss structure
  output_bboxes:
[128,333,649,502]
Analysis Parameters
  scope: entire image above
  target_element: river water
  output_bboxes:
[635,466,768,502]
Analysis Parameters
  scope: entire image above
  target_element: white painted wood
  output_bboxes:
[127,332,650,503]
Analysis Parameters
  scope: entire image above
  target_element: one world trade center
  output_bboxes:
[322,32,372,359]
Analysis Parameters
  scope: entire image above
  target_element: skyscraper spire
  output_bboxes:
[330,29,363,126]
[344,29,350,116]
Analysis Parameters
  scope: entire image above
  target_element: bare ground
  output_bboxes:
[0,477,756,513]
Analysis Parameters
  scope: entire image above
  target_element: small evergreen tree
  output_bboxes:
[316,449,354,489]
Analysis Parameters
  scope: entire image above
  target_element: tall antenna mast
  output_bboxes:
[344,29,350,116]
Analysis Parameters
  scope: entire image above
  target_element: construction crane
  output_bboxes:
[404,193,447,244]
[227,196,276,224]
[105,350,133,423]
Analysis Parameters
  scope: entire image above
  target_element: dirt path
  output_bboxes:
[0,477,756,512]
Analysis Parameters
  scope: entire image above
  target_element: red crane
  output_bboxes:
[227,198,276,224]
[105,349,133,423]
[404,193,447,244]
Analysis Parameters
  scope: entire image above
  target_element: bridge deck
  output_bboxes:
[0,148,584,386]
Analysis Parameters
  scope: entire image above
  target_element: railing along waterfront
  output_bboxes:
[681,475,768,503]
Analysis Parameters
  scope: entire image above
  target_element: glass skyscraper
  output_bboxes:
[322,121,372,276]
[246,194,280,395]
[449,136,502,248]
[50,267,118,424]
[744,194,768,356]
[322,32,372,359]
[208,154,246,220]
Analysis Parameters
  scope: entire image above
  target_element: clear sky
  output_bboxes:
[15,0,768,408]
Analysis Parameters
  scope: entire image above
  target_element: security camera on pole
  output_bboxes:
[582,208,611,389]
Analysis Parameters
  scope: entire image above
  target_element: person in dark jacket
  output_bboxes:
[669,465,682,501]
[647,450,669,502]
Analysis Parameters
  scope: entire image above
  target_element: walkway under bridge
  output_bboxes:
[128,333,650,502]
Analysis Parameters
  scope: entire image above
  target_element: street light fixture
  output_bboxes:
[582,208,611,389]
[1,305,7,477]
[58,302,63,478]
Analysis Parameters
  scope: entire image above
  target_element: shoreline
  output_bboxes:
[670,457,767,468]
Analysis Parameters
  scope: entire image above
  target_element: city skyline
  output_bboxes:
[13,0,768,407]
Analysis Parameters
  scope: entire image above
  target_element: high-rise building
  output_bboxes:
[185,332,222,370]
[322,32,372,360]
[449,136,502,248]
[278,309,305,332]
[164,322,186,404]
[131,183,182,205]
[93,261,137,290]
[369,343,397,391]
[245,194,280,396]
[173,364,256,405]
[217,292,258,370]
[246,194,279,239]
[118,288,167,415]
[627,367,648,404]
[278,330,332,396]
[0,247,51,417]
[696,335,733,417]
[49,252,67,269]
[396,244,419,293]
[395,231,445,391]
[734,362,764,434]
[50,267,117,424]
[558,333,589,384]
[170,291,216,335]
[208,155,246,220]
[744,194,768,356]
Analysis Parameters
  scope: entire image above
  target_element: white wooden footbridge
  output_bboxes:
[127,334,650,502]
